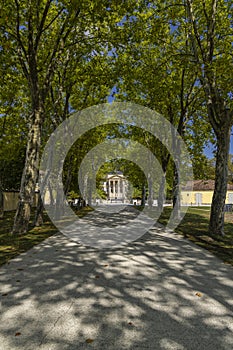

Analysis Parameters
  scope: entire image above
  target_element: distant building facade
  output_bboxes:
[181,180,233,206]
[103,172,129,202]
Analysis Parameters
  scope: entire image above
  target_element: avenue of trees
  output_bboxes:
[0,0,232,236]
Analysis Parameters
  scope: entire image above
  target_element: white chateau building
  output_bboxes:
[103,172,129,202]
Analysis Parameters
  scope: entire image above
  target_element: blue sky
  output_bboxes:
[204,127,233,158]
[107,94,233,159]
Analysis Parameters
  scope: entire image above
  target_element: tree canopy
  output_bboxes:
[0,0,232,236]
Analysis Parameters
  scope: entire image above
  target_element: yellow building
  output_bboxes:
[2,191,38,211]
[181,180,233,206]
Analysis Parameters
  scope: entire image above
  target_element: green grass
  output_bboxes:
[158,206,233,266]
[0,206,94,267]
[1,206,232,267]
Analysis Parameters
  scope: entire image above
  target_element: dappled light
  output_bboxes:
[0,206,232,349]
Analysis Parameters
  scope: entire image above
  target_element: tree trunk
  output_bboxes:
[141,184,146,206]
[171,125,182,222]
[34,194,44,227]
[48,181,54,205]
[87,177,93,206]
[158,154,170,212]
[12,107,43,234]
[209,125,231,236]
[54,188,65,220]
[148,174,153,208]
[63,153,73,198]
[0,188,4,219]
[158,173,166,212]
[186,0,233,236]
[172,164,181,221]
[83,174,88,205]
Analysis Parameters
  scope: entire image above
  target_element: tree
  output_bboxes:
[0,1,83,233]
[0,100,28,218]
[1,0,133,233]
[185,0,233,235]
[114,0,233,234]
[113,6,204,215]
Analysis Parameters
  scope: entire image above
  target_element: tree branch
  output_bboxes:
[35,0,52,51]
[14,0,29,79]
[42,8,81,99]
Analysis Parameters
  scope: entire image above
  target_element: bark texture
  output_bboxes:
[12,108,43,234]
[209,117,231,235]
[158,174,166,212]
[187,0,233,235]
[34,194,44,227]
[0,188,4,219]
[141,184,146,206]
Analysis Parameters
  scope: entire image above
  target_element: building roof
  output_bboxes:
[183,180,233,191]
[106,172,125,179]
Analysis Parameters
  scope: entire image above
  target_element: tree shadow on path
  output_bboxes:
[0,206,232,350]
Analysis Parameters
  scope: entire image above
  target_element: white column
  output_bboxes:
[122,180,125,201]
[107,180,110,198]
[115,180,117,197]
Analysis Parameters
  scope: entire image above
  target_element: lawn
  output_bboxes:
[0,206,93,267]
[158,206,233,266]
[0,206,232,267]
